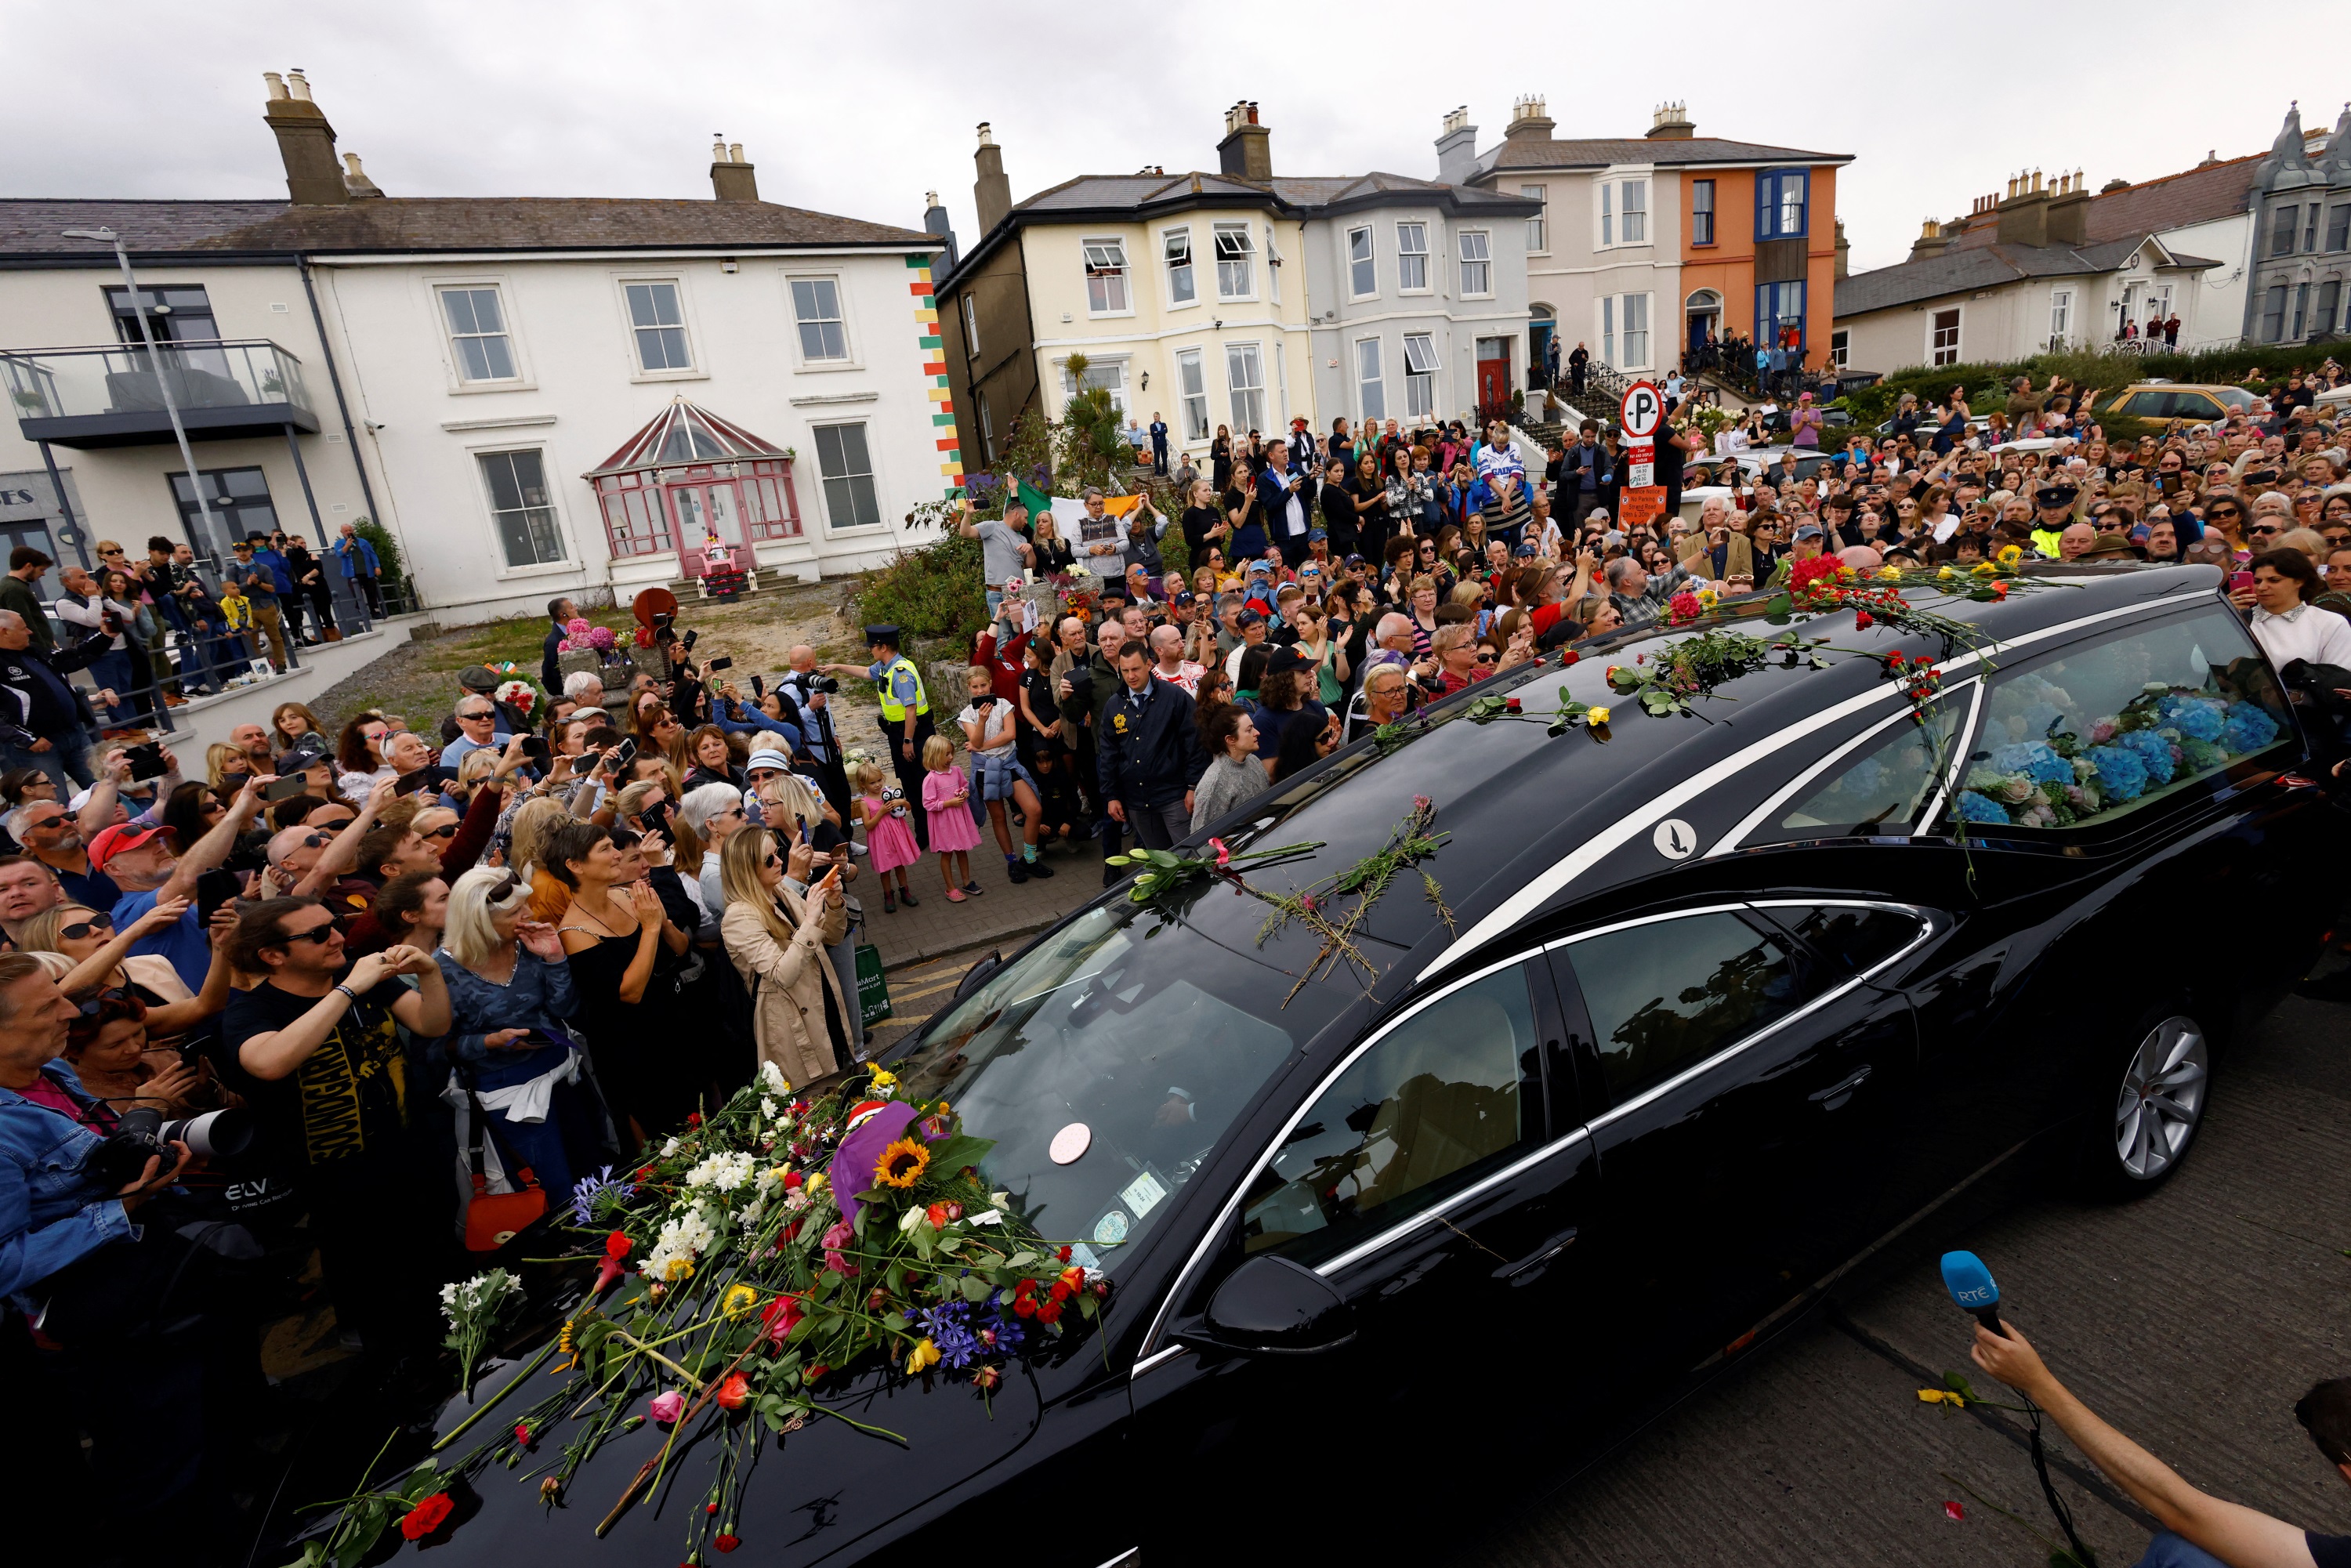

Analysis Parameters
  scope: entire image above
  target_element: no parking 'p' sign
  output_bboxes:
[1619,382,1663,441]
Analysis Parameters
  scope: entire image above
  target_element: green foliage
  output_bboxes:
[353,517,410,603]
[856,534,986,646]
[1842,342,2320,429]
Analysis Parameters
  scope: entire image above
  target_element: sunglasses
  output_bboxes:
[458,711,494,722]
[274,922,339,947]
[74,986,131,1017]
[295,831,331,849]
[60,914,114,941]
[2251,524,2282,536]
[1473,654,1496,664]
[419,822,461,840]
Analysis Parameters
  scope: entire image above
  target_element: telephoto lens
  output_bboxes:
[85,1105,255,1187]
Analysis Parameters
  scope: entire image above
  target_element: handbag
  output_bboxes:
[460,1069,548,1251]
[855,941,892,1030]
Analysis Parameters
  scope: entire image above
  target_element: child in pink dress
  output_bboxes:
[853,759,922,913]
[919,733,984,901]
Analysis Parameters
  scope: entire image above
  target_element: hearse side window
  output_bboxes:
[1239,965,1541,1269]
[1754,904,1924,973]
[1751,704,1961,845]
[1561,912,1806,1102]
[1950,607,2291,833]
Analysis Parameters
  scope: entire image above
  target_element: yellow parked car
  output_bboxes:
[2085,382,2258,422]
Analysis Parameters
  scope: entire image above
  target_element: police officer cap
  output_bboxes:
[863,624,902,647]
[2034,483,2078,509]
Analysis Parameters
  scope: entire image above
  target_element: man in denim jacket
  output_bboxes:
[0,954,187,1306]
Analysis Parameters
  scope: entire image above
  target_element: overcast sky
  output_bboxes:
[5,0,2335,275]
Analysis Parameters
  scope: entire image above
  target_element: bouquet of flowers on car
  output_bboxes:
[391,1062,1108,1559]
[1952,680,2283,829]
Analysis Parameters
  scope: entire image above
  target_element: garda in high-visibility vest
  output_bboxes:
[874,655,929,721]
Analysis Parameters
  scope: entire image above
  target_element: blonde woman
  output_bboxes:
[506,794,575,922]
[717,823,849,1086]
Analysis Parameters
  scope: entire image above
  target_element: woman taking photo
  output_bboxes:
[434,864,607,1204]
[551,820,697,1143]
[717,821,851,1087]
[1290,601,1349,708]
[21,893,234,1055]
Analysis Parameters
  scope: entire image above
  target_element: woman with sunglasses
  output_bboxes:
[431,864,608,1204]
[21,893,235,1061]
[718,819,849,1088]
[550,820,695,1145]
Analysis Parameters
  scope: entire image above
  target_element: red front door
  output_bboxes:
[1477,357,1509,412]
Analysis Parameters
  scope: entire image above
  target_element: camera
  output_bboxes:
[804,675,840,696]
[85,1105,254,1188]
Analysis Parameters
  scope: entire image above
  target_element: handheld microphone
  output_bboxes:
[1940,1250,2008,1337]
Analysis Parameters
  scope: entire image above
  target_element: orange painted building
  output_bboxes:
[1677,163,1842,367]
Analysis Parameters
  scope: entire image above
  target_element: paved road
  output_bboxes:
[1454,992,2351,1568]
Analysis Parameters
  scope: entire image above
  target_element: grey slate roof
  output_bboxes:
[1013,169,1534,216]
[1477,136,1849,173]
[0,196,932,259]
[1835,235,2219,317]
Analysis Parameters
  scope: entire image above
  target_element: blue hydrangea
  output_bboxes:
[1990,742,2074,788]
[2180,737,2228,773]
[1838,756,1886,798]
[2157,695,2225,743]
[2085,744,2149,803]
[2221,702,2280,752]
[1953,791,2012,825]
[2116,727,2176,784]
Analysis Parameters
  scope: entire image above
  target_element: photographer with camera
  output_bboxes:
[219,898,450,1351]
[52,566,145,737]
[0,951,263,1549]
[777,644,853,827]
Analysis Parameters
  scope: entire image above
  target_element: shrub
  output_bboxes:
[354,516,412,605]
[857,534,985,647]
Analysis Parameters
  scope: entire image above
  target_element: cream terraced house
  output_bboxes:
[0,71,949,623]
[936,104,1538,470]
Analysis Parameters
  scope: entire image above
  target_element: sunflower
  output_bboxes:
[875,1135,930,1189]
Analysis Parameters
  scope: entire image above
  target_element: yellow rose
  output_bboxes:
[906,1337,941,1375]
[1586,706,1612,726]
[1971,563,1997,578]
[1878,566,1901,581]
[1937,566,1957,581]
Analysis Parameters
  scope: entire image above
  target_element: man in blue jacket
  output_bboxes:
[1559,421,1610,528]
[540,597,578,693]
[1255,440,1317,569]
[1096,642,1207,856]
[332,522,382,618]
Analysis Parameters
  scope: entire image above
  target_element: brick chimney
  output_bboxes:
[922,190,959,272]
[1647,101,1695,140]
[1834,219,1849,279]
[1504,95,1554,143]
[1217,102,1272,180]
[340,153,384,199]
[973,122,1012,234]
[708,138,758,201]
[1435,105,1478,185]
[1909,219,1951,262]
[263,68,350,206]
[1996,168,2051,248]
[2045,168,2090,246]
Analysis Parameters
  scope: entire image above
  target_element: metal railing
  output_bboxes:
[1,339,314,426]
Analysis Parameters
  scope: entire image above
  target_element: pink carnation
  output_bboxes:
[566,617,592,638]
[2088,720,2116,744]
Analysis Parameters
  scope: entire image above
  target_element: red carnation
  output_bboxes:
[714,1535,741,1553]
[686,1113,702,1128]
[605,1230,632,1259]
[1056,1245,1072,1263]
[1038,1300,1064,1325]
[782,1170,802,1190]
[760,1293,803,1344]
[1012,1295,1037,1318]
[400,1493,455,1541]
[1049,1280,1071,1303]
[1852,610,1873,629]
[514,1421,534,1448]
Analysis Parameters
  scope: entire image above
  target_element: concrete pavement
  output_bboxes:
[1456,993,2351,1567]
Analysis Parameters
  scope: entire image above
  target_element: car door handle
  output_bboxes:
[1495,1225,1578,1285]
[1808,1064,1872,1111]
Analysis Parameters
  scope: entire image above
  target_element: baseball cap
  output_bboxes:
[1514,542,1538,557]
[1245,559,1273,576]
[1263,646,1310,677]
[1237,609,1266,628]
[280,735,331,771]
[1343,554,1367,568]
[89,822,166,870]
[1172,591,1196,607]
[1793,523,1825,541]
[1308,527,1328,542]
[744,748,792,775]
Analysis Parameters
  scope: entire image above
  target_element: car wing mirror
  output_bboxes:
[951,949,1002,1005]
[1197,1255,1356,1355]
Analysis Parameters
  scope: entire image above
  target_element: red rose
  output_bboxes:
[805,1363,828,1384]
[1012,1295,1037,1318]
[400,1493,455,1541]
[715,1373,751,1411]
[1560,650,1581,666]
[714,1535,741,1553]
[1056,1245,1072,1263]
[686,1113,702,1128]
[605,1230,632,1259]
[760,1294,803,1344]
[1991,582,2009,599]
[926,1202,951,1228]
[781,1170,803,1190]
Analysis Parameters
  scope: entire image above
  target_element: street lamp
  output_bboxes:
[60,226,229,560]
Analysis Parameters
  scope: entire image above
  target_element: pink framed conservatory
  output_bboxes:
[585,397,802,579]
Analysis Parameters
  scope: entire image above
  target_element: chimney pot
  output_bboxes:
[1217,100,1273,179]
[710,142,759,201]
[263,71,288,101]
[976,121,995,147]
[263,69,348,205]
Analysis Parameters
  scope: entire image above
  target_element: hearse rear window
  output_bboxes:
[1951,608,2290,832]
[1754,704,1961,844]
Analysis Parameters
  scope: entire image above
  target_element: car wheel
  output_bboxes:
[2083,1011,2212,1197]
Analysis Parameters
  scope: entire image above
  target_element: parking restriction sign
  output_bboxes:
[1619,382,1663,441]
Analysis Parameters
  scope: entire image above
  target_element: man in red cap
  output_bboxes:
[95,775,271,990]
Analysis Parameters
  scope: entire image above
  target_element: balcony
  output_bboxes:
[1,339,321,450]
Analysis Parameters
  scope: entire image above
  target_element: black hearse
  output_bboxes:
[378,563,2332,1566]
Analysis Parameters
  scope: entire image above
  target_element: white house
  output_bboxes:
[0,71,950,623]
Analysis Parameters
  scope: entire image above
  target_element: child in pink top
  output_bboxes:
[919,734,984,901]
[853,759,921,913]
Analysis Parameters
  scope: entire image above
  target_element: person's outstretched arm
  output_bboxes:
[1972,1321,2321,1568]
